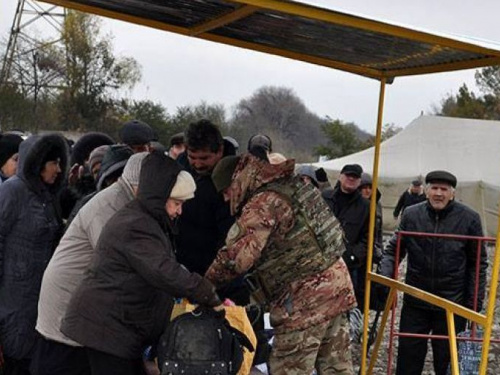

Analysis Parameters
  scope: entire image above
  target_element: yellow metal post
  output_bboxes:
[367,286,396,373]
[446,311,459,375]
[479,214,500,374]
[360,77,386,375]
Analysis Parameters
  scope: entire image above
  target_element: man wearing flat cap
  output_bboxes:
[378,170,488,375]
[322,164,370,309]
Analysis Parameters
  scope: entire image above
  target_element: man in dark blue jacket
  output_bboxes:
[379,170,487,375]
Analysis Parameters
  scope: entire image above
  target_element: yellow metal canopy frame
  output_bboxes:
[37,1,500,374]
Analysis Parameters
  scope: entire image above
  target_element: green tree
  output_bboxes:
[229,85,323,159]
[315,118,366,159]
[437,84,491,119]
[381,122,403,141]
[117,99,173,145]
[53,10,141,131]
[475,66,500,96]
[170,101,228,135]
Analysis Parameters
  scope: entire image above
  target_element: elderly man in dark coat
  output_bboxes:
[379,170,488,375]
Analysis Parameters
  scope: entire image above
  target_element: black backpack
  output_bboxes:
[158,307,254,375]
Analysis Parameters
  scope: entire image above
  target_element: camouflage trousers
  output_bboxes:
[269,313,353,375]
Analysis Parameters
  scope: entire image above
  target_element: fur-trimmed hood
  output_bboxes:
[17,133,69,195]
[227,153,295,215]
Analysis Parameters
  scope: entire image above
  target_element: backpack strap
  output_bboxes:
[224,321,255,353]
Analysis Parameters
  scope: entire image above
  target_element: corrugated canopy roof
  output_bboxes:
[40,0,500,80]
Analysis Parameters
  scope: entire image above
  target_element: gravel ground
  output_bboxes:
[352,243,500,374]
[250,242,500,375]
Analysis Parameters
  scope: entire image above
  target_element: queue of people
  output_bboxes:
[0,121,490,375]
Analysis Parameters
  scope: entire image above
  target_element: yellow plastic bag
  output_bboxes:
[170,301,257,375]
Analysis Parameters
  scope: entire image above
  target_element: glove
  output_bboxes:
[370,282,390,311]
[190,278,222,307]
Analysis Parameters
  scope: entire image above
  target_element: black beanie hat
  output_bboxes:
[212,155,241,193]
[70,132,115,166]
[0,134,23,168]
[119,119,156,145]
[96,145,133,190]
[247,134,272,152]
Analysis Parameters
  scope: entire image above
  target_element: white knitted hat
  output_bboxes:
[122,152,148,186]
[170,171,196,201]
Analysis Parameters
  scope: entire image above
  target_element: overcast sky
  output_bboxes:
[2,0,500,133]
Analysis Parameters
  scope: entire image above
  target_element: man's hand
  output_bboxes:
[213,304,225,312]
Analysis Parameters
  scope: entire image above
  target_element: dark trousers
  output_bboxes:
[396,304,466,375]
[3,356,31,375]
[30,335,91,375]
[86,348,146,375]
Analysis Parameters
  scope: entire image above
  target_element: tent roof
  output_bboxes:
[315,115,500,186]
[41,0,500,80]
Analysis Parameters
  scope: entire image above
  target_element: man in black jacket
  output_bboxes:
[175,120,248,304]
[393,179,426,219]
[322,164,370,308]
[378,170,487,375]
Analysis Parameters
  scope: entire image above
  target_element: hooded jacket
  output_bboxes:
[206,154,356,333]
[61,151,220,359]
[0,134,68,359]
[36,176,136,346]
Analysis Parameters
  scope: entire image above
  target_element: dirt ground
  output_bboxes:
[352,244,500,374]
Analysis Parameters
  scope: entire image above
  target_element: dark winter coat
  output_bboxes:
[380,200,487,310]
[0,134,68,359]
[373,190,384,264]
[393,189,426,218]
[61,152,220,359]
[322,183,370,268]
[175,153,234,276]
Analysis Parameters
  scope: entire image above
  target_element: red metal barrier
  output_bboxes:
[383,231,497,375]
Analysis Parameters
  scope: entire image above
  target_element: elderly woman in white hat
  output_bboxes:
[61,151,221,375]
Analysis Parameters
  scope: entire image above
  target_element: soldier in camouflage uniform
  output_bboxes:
[206,153,357,375]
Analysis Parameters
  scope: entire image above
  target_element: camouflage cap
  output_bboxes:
[212,155,240,193]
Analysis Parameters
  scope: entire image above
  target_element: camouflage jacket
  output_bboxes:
[206,154,356,332]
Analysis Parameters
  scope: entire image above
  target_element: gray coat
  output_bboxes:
[36,177,135,346]
[0,134,68,359]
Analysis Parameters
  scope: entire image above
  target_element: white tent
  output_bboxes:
[315,115,500,235]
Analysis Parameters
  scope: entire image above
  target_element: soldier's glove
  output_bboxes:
[191,278,222,307]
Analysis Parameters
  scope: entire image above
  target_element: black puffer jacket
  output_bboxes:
[380,200,487,310]
[0,134,68,359]
[61,152,220,359]
[393,189,426,218]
